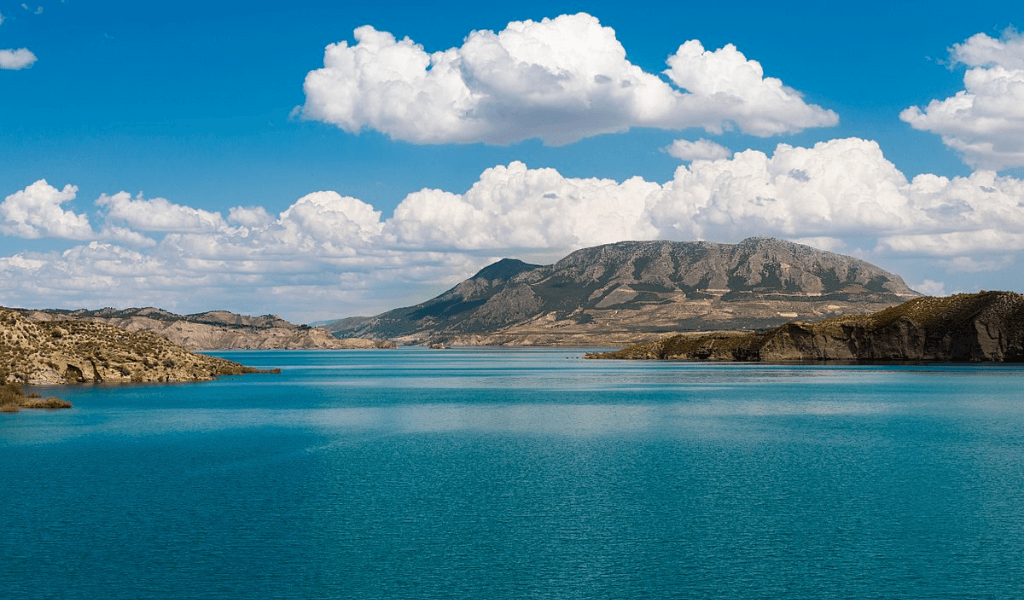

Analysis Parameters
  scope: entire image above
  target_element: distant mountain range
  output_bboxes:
[16,307,395,350]
[325,237,920,346]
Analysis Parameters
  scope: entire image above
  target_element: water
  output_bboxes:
[2,348,1024,599]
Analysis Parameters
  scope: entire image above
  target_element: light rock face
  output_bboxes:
[21,307,395,350]
[326,238,919,346]
[0,308,263,385]
[590,292,1024,363]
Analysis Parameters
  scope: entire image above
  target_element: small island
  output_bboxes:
[588,291,1024,363]
[1,382,72,413]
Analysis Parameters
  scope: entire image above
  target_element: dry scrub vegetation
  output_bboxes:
[1,307,265,385]
[591,291,1024,362]
[0,382,71,413]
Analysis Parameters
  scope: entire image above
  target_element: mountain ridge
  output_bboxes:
[326,237,919,346]
[18,307,395,350]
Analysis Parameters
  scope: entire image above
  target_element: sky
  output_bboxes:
[1,0,1023,322]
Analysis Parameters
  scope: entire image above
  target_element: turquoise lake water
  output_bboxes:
[2,347,1024,599]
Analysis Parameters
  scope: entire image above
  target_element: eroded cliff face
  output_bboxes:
[0,308,263,385]
[592,292,1024,363]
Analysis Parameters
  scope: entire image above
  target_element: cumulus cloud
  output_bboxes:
[0,48,37,70]
[1,180,93,239]
[387,162,660,250]
[652,138,1024,258]
[651,138,916,241]
[4,140,1024,319]
[900,29,1024,170]
[299,13,837,145]
[97,192,228,233]
[913,279,948,296]
[665,138,732,161]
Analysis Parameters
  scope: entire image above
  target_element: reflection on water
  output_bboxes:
[3,348,1024,599]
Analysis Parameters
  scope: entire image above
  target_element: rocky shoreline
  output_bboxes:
[1,307,272,386]
[588,292,1024,363]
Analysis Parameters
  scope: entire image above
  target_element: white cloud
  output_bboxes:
[651,138,917,241]
[4,140,1024,320]
[665,138,732,161]
[1,180,93,239]
[299,13,837,145]
[937,255,1016,273]
[913,279,947,296]
[651,139,1024,260]
[0,48,37,70]
[386,161,660,250]
[278,191,384,247]
[950,28,1024,69]
[900,30,1024,170]
[97,192,228,233]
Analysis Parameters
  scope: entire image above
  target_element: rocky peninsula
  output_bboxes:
[1,307,269,386]
[588,292,1024,363]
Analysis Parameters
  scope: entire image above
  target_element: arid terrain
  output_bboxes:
[589,292,1024,363]
[326,237,919,346]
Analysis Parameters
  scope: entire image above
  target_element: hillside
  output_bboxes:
[19,307,395,350]
[327,238,919,346]
[589,292,1024,363]
[0,307,267,385]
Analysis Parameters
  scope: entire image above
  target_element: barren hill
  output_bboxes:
[327,238,919,346]
[0,307,264,385]
[19,307,394,350]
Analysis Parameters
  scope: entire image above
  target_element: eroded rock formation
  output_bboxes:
[0,308,265,385]
[590,292,1024,363]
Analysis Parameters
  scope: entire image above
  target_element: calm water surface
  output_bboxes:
[2,348,1024,599]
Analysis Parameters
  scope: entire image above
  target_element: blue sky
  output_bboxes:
[1,0,1023,321]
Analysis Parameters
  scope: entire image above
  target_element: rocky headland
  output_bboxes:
[0,307,271,385]
[588,292,1024,363]
[326,237,919,346]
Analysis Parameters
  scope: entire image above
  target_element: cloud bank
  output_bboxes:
[901,29,1024,170]
[3,138,1022,319]
[299,13,837,145]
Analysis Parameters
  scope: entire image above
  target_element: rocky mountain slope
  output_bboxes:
[0,307,267,385]
[589,292,1024,362]
[19,307,394,350]
[327,238,919,346]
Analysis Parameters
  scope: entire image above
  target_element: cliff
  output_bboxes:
[326,238,918,346]
[589,292,1024,363]
[0,307,267,385]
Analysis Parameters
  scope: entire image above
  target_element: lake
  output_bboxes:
[3,348,1024,599]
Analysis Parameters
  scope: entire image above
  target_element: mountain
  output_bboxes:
[326,238,919,346]
[588,291,1024,363]
[18,307,395,350]
[0,307,266,385]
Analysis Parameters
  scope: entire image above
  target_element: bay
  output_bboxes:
[2,347,1024,599]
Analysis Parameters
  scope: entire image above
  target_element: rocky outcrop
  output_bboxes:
[326,238,918,346]
[20,307,395,350]
[589,292,1024,363]
[0,308,267,385]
